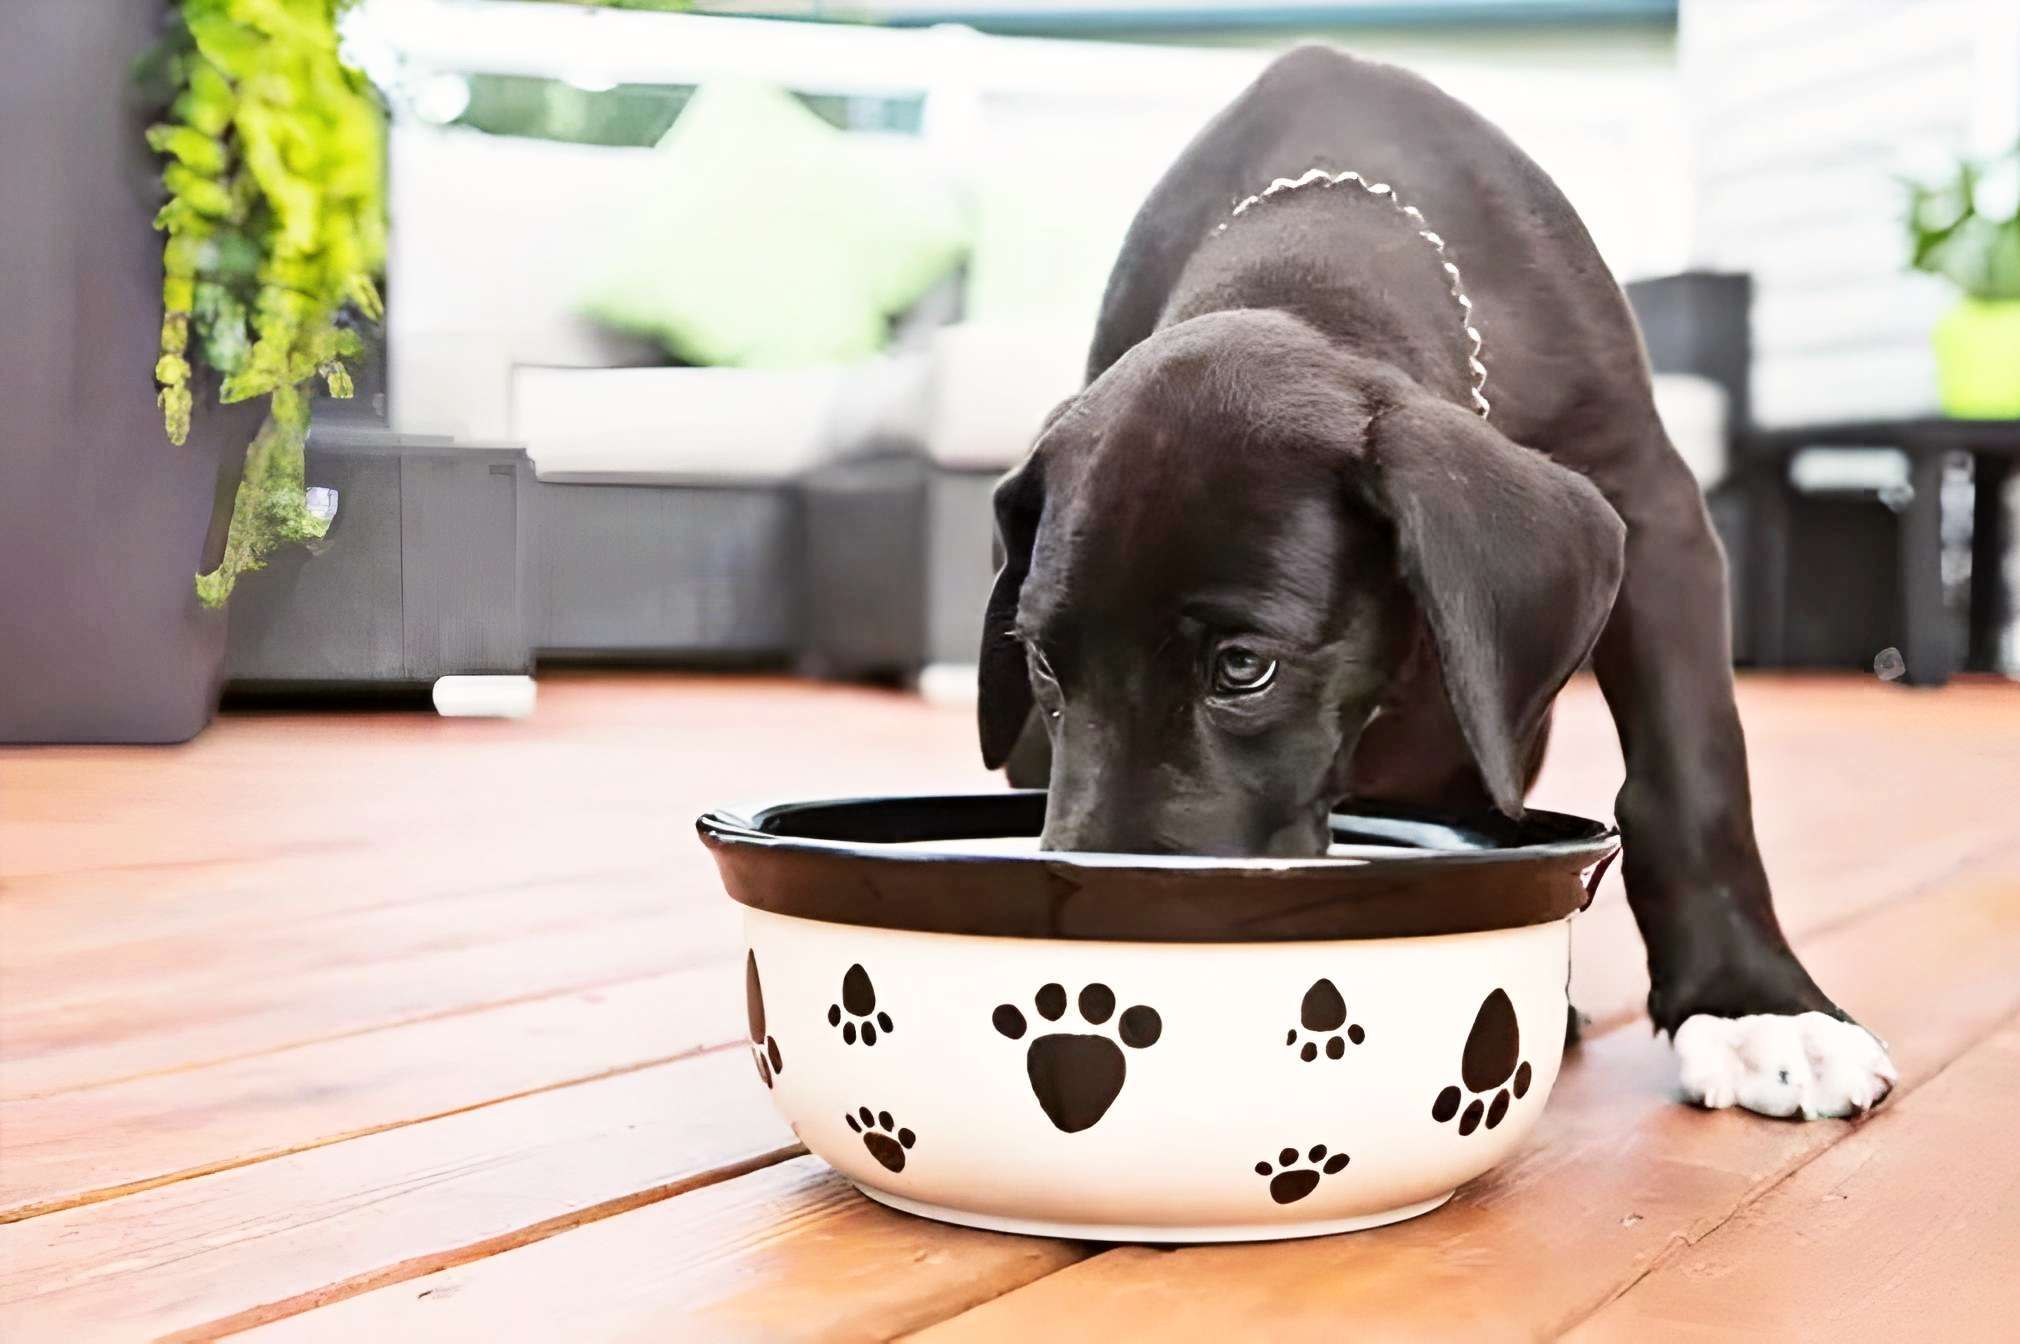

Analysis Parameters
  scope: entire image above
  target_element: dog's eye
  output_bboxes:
[1212,645,1277,694]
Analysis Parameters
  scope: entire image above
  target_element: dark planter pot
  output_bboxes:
[1,0,264,744]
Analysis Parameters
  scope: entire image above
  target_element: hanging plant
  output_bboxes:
[146,0,385,606]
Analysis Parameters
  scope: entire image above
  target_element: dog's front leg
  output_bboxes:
[1591,454,1896,1119]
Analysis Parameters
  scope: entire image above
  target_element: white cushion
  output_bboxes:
[389,126,667,440]
[1649,372,1729,490]
[927,320,1088,470]
[1788,447,1910,496]
[515,365,847,484]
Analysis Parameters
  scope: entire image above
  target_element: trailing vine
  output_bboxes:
[147,0,385,606]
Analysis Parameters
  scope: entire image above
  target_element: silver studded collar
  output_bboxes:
[1213,167,1489,419]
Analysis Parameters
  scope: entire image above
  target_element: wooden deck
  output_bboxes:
[4,671,2019,1341]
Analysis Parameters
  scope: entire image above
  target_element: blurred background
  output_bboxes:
[4,7,2019,1334]
[1,0,2016,746]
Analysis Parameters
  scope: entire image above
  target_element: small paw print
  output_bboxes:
[745,951,783,1088]
[993,982,1161,1133]
[1286,977,1365,1061]
[845,1106,916,1173]
[828,963,894,1046]
[1432,988,1532,1135]
[1254,1144,1351,1204]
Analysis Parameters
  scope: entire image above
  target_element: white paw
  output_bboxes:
[1673,1012,1897,1119]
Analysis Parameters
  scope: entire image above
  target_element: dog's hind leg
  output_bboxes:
[1588,440,1895,1117]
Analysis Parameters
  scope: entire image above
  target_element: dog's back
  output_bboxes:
[1092,45,1660,472]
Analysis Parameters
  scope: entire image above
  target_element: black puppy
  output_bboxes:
[977,46,1894,1120]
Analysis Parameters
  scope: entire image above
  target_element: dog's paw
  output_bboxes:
[1674,1012,1897,1119]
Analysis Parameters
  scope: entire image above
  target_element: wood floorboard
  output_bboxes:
[1,673,2012,1341]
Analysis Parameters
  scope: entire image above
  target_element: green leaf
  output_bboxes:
[147,0,386,605]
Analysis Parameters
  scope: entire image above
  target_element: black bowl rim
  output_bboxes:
[698,791,1620,943]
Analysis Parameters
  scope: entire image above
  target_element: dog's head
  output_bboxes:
[978,309,1625,856]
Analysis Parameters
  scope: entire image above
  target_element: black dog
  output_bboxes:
[977,46,1894,1119]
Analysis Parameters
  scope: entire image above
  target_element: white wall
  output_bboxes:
[1680,0,2020,426]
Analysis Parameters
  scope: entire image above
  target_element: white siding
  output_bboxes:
[1680,0,2020,426]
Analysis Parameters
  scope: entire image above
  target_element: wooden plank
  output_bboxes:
[1566,806,2020,1037]
[1,863,710,1085]
[5,675,2006,1102]
[1528,677,2020,1033]
[0,840,649,970]
[3,889,730,1101]
[4,673,2014,1340]
[240,1157,1087,1344]
[1564,1017,2020,1342]
[0,964,742,1222]
[4,854,665,990]
[893,860,2020,1343]
[229,856,2020,1344]
[0,674,993,887]
[0,1050,798,1342]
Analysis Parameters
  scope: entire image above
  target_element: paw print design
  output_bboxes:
[828,963,894,1046]
[845,1106,917,1173]
[993,982,1161,1133]
[745,951,783,1089]
[1432,988,1533,1135]
[1286,977,1366,1061]
[1253,1144,1351,1205]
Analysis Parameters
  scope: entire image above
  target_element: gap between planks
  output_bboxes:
[0,1050,810,1341]
[891,859,2020,1343]
[1561,1014,2020,1341]
[164,1145,808,1344]
[200,855,2020,1342]
[0,964,747,1224]
[1555,1008,2020,1340]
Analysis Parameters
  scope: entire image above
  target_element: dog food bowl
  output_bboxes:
[699,792,1617,1243]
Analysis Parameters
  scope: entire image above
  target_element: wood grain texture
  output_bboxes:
[3,878,703,1100]
[240,1157,1089,1344]
[903,861,2020,1344]
[3,672,2016,1341]
[1563,1017,2020,1343]
[1531,676,2020,1033]
[0,967,741,1221]
[0,1050,797,1342]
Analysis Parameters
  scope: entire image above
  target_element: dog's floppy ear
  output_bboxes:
[1356,396,1625,816]
[977,456,1044,768]
[978,396,1080,768]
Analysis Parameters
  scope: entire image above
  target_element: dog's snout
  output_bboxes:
[1040,814,1189,856]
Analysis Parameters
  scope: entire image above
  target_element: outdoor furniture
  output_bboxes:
[1742,418,2020,686]
[224,428,534,689]
[5,672,2019,1336]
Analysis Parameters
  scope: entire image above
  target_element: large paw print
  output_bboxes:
[745,951,783,1089]
[828,963,893,1046]
[1254,1144,1351,1205]
[993,982,1161,1133]
[845,1106,916,1173]
[1287,977,1366,1062]
[1432,988,1532,1135]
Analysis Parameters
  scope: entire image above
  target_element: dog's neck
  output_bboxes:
[1161,170,1489,420]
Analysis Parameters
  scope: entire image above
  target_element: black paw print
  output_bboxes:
[828,963,893,1046]
[745,951,783,1088]
[1254,1144,1351,1205]
[845,1106,916,1173]
[1432,988,1533,1135]
[1286,977,1366,1061]
[993,982,1161,1133]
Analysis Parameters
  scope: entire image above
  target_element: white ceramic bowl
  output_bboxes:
[701,793,1616,1243]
